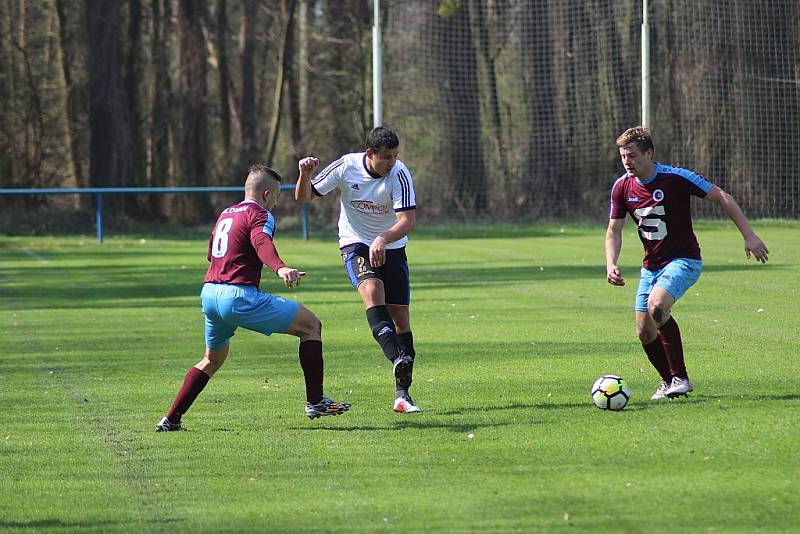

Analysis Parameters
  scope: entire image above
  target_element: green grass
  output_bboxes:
[1,221,798,532]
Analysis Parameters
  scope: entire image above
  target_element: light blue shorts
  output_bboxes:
[200,283,300,349]
[635,258,702,312]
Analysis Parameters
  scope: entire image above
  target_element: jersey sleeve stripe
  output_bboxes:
[312,157,345,186]
[261,211,276,237]
[664,164,713,193]
[398,169,411,207]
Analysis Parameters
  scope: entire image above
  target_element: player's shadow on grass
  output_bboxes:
[0,519,135,530]
[439,400,668,415]
[293,419,520,433]
[695,392,800,403]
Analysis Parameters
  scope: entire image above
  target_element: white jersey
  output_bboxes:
[311,152,416,249]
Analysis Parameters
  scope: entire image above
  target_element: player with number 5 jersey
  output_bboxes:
[605,127,769,401]
[155,164,351,432]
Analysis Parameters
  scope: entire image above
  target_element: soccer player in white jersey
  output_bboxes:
[295,127,421,413]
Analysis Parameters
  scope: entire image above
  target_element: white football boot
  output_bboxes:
[650,379,671,400]
[155,416,184,432]
[665,376,694,398]
[393,394,422,413]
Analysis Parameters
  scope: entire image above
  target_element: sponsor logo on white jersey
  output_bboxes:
[349,183,360,190]
[351,200,389,215]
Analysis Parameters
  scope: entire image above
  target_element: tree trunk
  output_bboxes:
[86,0,137,217]
[216,0,231,161]
[468,1,507,179]
[149,0,171,190]
[428,3,487,214]
[238,0,257,172]
[519,1,558,218]
[55,0,83,190]
[285,0,303,161]
[173,0,211,222]
[265,0,297,165]
[125,0,148,213]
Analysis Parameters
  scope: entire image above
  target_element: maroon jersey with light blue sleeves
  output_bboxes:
[203,200,286,288]
[609,163,713,270]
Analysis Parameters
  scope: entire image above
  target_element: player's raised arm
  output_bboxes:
[704,185,769,263]
[605,217,626,286]
[295,157,320,202]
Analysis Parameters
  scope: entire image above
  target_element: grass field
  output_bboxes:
[1,221,798,533]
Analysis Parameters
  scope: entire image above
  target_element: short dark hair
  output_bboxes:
[365,126,399,152]
[616,126,654,153]
[248,163,282,182]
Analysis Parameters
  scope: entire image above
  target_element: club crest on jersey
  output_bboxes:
[349,183,360,190]
[351,200,389,215]
[653,189,665,202]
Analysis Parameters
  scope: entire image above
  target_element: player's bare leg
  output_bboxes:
[285,305,350,419]
[195,345,230,377]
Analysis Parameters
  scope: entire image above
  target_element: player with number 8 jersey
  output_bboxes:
[204,196,285,286]
[155,164,351,432]
[605,127,769,402]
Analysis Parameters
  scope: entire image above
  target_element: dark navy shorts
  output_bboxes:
[340,243,410,305]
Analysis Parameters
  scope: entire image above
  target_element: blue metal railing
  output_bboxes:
[0,185,308,242]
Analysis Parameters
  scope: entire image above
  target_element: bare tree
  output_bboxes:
[55,0,83,189]
[85,0,138,219]
[149,0,172,189]
[518,1,558,217]
[238,0,257,172]
[285,0,306,162]
[265,0,298,164]
[172,0,211,222]
[427,1,487,214]
[216,0,232,160]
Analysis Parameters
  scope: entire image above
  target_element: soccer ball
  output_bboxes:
[591,375,631,411]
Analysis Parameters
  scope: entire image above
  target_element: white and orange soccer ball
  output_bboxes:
[591,374,631,411]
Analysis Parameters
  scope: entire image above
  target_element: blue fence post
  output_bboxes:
[96,193,104,243]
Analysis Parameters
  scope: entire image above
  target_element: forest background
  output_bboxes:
[2,0,799,232]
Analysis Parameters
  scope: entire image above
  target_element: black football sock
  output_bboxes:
[659,317,687,378]
[366,305,401,362]
[396,331,415,361]
[299,340,324,405]
[396,331,415,392]
[642,338,671,382]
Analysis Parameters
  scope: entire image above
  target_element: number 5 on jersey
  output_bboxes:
[634,206,667,241]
